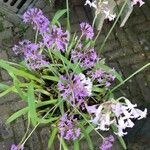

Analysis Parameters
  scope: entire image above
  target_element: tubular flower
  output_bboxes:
[87,68,115,87]
[11,144,24,150]
[80,22,94,39]
[71,46,97,68]
[131,0,145,7]
[58,114,81,140]
[12,40,48,70]
[58,73,92,106]
[44,25,69,52]
[87,98,147,136]
[100,135,115,150]
[23,8,50,34]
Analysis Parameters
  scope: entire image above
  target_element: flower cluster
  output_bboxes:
[58,114,81,140]
[58,73,92,106]
[80,22,94,39]
[87,68,115,87]
[100,135,114,150]
[23,8,50,34]
[85,0,116,21]
[71,46,97,68]
[43,25,69,52]
[12,40,48,70]
[87,98,147,136]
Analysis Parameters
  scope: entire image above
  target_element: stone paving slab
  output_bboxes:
[0,0,149,149]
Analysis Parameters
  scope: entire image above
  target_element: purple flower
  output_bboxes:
[71,46,97,68]
[23,8,50,34]
[80,22,94,39]
[58,73,92,106]
[87,68,115,87]
[131,0,145,7]
[44,25,69,52]
[58,114,81,141]
[100,135,114,150]
[11,144,24,150]
[12,40,49,70]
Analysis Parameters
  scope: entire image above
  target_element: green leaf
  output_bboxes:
[52,9,67,25]
[6,99,58,124]
[6,107,28,124]
[74,139,80,150]
[96,62,123,82]
[0,83,9,91]
[27,83,38,126]
[79,124,94,150]
[80,125,93,140]
[60,137,69,150]
[41,75,59,82]
[38,117,58,124]
[48,127,58,149]
[10,73,27,101]
[0,60,43,84]
[52,51,81,74]
[111,124,127,149]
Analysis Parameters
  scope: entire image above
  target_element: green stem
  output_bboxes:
[110,63,150,93]
[21,101,61,145]
[99,0,128,52]
[66,0,70,32]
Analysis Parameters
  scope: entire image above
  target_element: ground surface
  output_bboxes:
[0,0,150,149]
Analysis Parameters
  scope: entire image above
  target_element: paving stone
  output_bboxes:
[0,117,13,140]
[0,51,8,60]
[0,139,14,150]
[118,53,146,66]
[1,70,11,81]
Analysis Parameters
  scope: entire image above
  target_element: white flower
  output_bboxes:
[131,0,145,7]
[115,126,127,136]
[79,73,92,96]
[125,99,137,109]
[85,0,97,8]
[137,108,147,120]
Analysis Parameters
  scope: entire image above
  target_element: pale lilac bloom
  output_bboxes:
[58,73,92,106]
[100,135,114,150]
[44,25,69,52]
[58,114,81,141]
[87,68,115,87]
[12,40,48,70]
[80,22,94,39]
[71,47,97,68]
[23,8,50,34]
[11,144,24,150]
[88,98,147,136]
[131,0,145,7]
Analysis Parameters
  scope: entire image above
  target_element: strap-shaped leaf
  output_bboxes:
[52,9,67,25]
[74,139,80,150]
[0,60,43,84]
[48,127,58,149]
[27,83,38,126]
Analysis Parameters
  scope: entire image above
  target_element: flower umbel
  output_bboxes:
[88,98,147,136]
[100,135,114,150]
[58,114,81,140]
[23,8,50,34]
[58,73,92,106]
[80,22,94,39]
[44,25,69,52]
